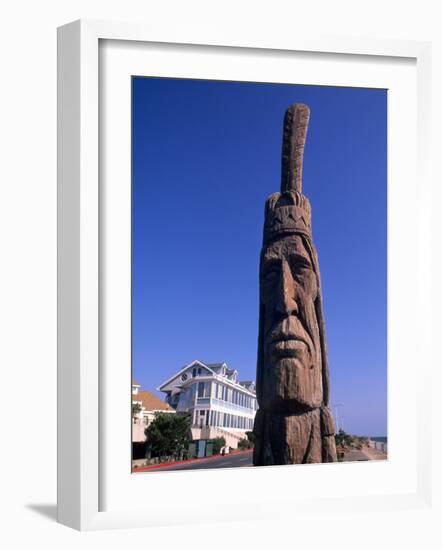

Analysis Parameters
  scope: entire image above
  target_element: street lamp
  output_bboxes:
[334,403,344,433]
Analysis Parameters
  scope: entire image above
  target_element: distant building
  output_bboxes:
[132,382,175,442]
[157,360,257,449]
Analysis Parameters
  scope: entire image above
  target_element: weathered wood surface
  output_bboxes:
[254,103,337,465]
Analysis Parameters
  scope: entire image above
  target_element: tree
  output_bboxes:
[145,413,191,460]
[335,429,369,449]
[132,402,142,420]
[210,437,226,455]
[245,431,255,445]
[335,429,352,447]
[238,438,252,450]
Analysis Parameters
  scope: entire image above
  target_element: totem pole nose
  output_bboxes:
[276,260,298,317]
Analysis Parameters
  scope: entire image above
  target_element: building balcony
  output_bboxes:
[196,396,255,415]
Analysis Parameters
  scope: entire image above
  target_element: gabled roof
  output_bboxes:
[133,390,174,412]
[157,360,215,391]
[206,362,227,370]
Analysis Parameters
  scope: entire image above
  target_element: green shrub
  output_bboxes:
[238,438,252,450]
[210,437,226,455]
[145,413,191,460]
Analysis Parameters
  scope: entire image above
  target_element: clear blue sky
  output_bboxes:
[132,77,387,437]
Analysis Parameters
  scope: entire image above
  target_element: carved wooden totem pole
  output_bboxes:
[253,104,337,465]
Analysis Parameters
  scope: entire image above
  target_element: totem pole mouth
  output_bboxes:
[271,337,308,358]
[267,316,314,356]
[271,333,309,345]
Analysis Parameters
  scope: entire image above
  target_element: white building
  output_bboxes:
[157,360,257,449]
[132,381,175,443]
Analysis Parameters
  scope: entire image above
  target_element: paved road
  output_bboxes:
[343,447,387,462]
[139,445,386,472]
[150,450,253,471]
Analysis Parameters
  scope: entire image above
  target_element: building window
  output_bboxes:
[198,409,205,426]
[198,381,211,398]
[192,368,197,377]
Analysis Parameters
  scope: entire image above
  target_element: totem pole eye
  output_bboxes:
[263,269,279,282]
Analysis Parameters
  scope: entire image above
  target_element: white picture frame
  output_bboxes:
[57,19,433,531]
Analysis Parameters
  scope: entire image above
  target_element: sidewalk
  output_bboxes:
[343,446,387,462]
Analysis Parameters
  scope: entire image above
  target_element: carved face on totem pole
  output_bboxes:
[254,104,336,465]
[259,232,323,411]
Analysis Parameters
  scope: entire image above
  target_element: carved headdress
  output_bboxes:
[263,103,312,243]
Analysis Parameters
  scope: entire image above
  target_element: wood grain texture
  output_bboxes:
[280,103,310,194]
[254,104,337,465]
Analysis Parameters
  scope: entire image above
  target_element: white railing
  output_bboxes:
[193,425,246,443]
[208,397,255,415]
